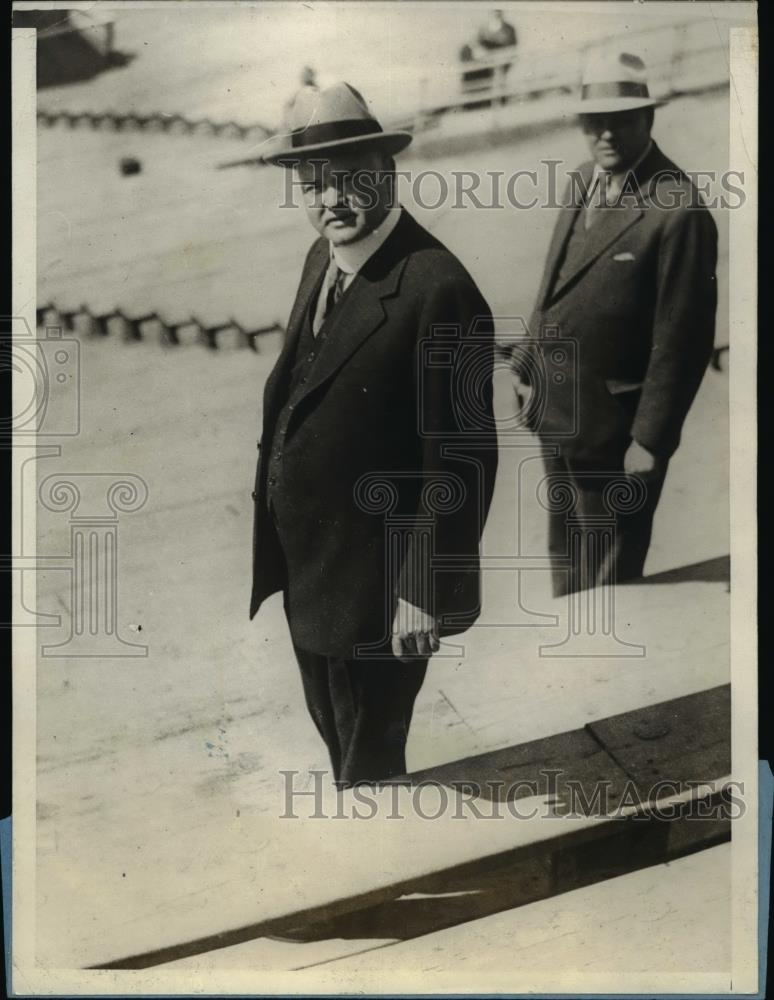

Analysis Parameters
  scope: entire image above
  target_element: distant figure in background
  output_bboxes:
[282,65,319,130]
[520,51,717,596]
[477,8,517,54]
[461,9,518,105]
[252,83,498,786]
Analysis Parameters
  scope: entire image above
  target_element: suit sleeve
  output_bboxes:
[397,277,499,621]
[631,204,718,457]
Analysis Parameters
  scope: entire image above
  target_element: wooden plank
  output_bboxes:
[586,684,731,793]
[404,726,633,812]
[159,934,397,972]
[404,571,729,775]
[132,812,733,976]
[32,337,730,972]
[318,844,731,989]
[83,686,730,971]
[89,781,730,971]
[44,790,607,969]
[406,686,731,816]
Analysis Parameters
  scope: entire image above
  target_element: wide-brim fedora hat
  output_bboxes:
[262,82,413,165]
[573,51,665,114]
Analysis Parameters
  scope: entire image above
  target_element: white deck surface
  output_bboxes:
[32,331,729,969]
[161,843,731,993]
[29,85,732,977]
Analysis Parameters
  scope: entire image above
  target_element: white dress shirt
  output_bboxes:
[586,139,654,228]
[312,206,402,335]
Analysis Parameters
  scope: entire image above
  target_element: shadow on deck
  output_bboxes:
[639,555,729,587]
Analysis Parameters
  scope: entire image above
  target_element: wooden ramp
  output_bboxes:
[156,844,732,988]
[297,843,733,991]
[62,685,730,971]
[31,335,731,973]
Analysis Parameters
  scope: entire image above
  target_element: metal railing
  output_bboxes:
[36,108,271,142]
[35,301,284,352]
[398,17,730,129]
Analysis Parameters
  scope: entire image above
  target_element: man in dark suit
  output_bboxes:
[252,83,498,785]
[521,52,717,596]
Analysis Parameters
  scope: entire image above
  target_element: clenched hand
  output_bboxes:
[624,439,664,480]
[391,597,440,661]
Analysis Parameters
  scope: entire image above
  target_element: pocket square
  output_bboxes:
[612,251,636,261]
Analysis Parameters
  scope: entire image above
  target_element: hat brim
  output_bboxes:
[572,96,666,115]
[263,130,413,166]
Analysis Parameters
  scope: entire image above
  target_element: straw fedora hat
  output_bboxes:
[574,51,664,114]
[263,82,413,165]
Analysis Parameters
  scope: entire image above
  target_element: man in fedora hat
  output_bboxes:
[519,51,717,595]
[251,83,498,785]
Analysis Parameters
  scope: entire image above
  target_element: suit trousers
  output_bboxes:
[267,497,428,785]
[292,642,428,787]
[541,450,668,597]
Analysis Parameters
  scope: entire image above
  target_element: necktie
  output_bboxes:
[584,171,611,230]
[313,258,347,335]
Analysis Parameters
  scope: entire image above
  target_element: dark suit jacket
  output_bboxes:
[250,210,498,658]
[526,141,718,466]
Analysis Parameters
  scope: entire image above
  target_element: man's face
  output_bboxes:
[296,149,394,246]
[579,109,652,173]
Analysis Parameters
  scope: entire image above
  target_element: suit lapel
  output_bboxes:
[289,211,413,406]
[538,202,582,309]
[262,239,328,420]
[549,202,643,300]
[546,143,673,303]
[535,162,595,309]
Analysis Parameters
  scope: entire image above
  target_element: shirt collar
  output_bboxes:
[330,206,402,275]
[592,139,654,195]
